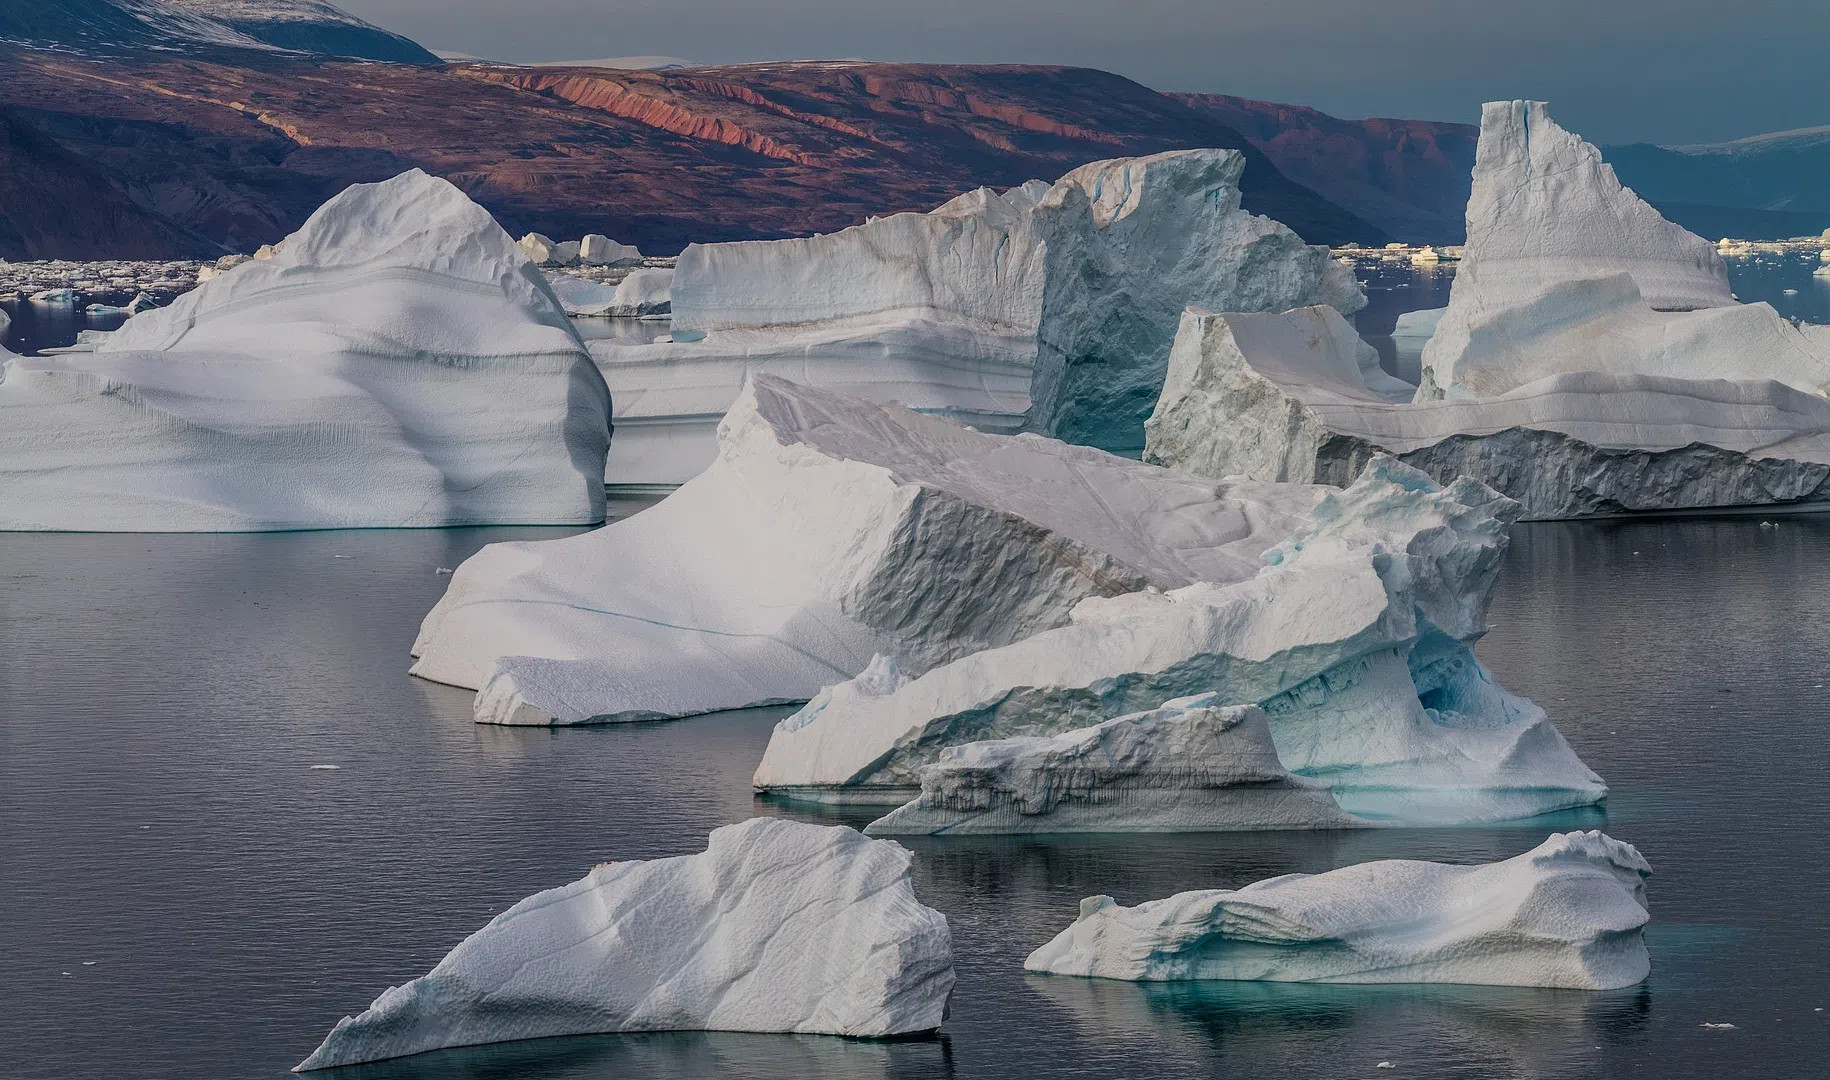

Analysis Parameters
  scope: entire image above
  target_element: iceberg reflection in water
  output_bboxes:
[4,516,1830,1079]
[303,1029,953,1080]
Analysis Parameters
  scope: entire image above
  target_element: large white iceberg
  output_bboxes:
[1024,830,1651,990]
[415,374,1332,724]
[1144,101,1830,520]
[864,694,1366,835]
[592,149,1362,487]
[295,818,953,1071]
[754,456,1607,825]
[0,170,612,530]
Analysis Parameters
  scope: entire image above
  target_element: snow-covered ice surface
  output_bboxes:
[0,170,611,531]
[294,818,954,1071]
[416,374,1330,724]
[591,149,1362,486]
[1024,830,1651,990]
[864,694,1365,835]
[755,456,1606,825]
[1145,101,1830,520]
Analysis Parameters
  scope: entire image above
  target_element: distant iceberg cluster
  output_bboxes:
[0,103,1708,1067]
[1144,100,1830,519]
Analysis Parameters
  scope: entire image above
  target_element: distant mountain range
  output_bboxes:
[0,4,1823,259]
[1603,128,1830,241]
[0,1,437,64]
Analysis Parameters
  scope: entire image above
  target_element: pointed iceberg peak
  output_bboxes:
[1456,100,1733,314]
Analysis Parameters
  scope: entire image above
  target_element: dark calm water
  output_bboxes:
[4,516,1830,1079]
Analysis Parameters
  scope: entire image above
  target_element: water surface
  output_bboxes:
[3,516,1828,1078]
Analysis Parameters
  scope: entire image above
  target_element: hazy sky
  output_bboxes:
[340,0,1827,145]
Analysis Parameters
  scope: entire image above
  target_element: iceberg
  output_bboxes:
[294,818,953,1071]
[414,374,1331,723]
[1024,830,1651,990]
[863,694,1366,835]
[592,149,1362,487]
[548,268,673,317]
[1144,101,1830,520]
[579,233,642,265]
[0,170,612,531]
[754,456,1606,825]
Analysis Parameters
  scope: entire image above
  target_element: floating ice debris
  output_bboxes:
[1701,1022,1737,1030]
[434,567,454,575]
[308,765,341,771]
[1376,1064,1395,1070]
[1024,831,1651,989]
[293,819,953,1070]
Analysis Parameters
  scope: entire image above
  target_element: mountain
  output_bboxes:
[1603,127,1830,240]
[159,1,438,63]
[0,1,437,64]
[0,47,1390,259]
[1172,93,1478,245]
[0,107,219,259]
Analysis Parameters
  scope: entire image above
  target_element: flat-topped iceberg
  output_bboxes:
[295,818,953,1071]
[1024,831,1651,990]
[754,456,1606,825]
[1144,101,1830,520]
[415,374,1331,724]
[592,149,1362,486]
[0,170,611,530]
[864,694,1365,835]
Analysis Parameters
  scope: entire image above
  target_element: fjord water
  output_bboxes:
[4,516,1829,1080]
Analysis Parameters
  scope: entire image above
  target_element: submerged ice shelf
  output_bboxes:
[1144,100,1830,520]
[1025,831,1652,990]
[296,819,953,1070]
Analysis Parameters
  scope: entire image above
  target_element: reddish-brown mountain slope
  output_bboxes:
[0,47,1390,258]
[1174,93,1477,244]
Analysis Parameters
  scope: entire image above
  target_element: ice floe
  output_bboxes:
[1145,101,1830,519]
[415,373,1329,723]
[0,170,611,530]
[592,149,1362,486]
[1024,831,1651,990]
[295,818,953,1070]
[754,454,1606,825]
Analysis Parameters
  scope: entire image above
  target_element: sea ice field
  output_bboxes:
[3,511,1828,1079]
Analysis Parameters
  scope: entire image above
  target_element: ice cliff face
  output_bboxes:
[294,819,954,1071]
[414,374,1328,725]
[1025,831,1652,990]
[592,149,1362,486]
[0,170,612,530]
[1025,149,1364,453]
[753,456,1606,826]
[864,695,1365,835]
[1144,101,1830,520]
